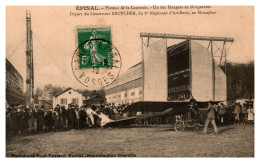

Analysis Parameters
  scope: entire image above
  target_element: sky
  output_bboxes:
[6,6,254,90]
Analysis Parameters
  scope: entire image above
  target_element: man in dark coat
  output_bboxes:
[67,104,76,129]
[16,105,26,135]
[36,106,45,132]
[44,109,53,131]
[75,107,80,129]
[23,106,30,132]
[71,104,77,128]
[79,106,87,128]
[61,106,67,128]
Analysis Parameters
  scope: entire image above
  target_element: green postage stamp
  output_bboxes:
[77,27,113,69]
[72,26,121,89]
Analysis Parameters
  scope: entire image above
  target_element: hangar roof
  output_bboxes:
[105,62,142,90]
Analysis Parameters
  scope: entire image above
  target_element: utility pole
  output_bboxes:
[26,10,34,105]
[211,40,215,101]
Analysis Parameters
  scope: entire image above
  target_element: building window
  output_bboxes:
[72,98,79,104]
[118,95,121,99]
[124,93,127,97]
[139,90,142,95]
[60,98,67,105]
[131,92,135,96]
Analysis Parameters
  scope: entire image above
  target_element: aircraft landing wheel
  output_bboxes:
[174,120,185,132]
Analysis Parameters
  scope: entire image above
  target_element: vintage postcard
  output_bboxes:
[5,5,254,157]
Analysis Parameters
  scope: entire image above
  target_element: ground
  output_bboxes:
[6,124,254,157]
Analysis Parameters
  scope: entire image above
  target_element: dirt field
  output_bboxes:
[6,124,254,157]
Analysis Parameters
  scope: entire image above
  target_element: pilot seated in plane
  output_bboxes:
[186,98,202,125]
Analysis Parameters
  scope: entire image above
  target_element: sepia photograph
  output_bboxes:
[5,5,254,157]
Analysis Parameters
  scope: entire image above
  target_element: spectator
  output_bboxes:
[28,105,37,133]
[11,106,18,135]
[75,107,80,129]
[44,109,53,131]
[71,105,77,128]
[113,106,119,115]
[218,103,226,126]
[36,106,45,132]
[233,103,241,125]
[23,106,30,133]
[104,105,110,116]
[241,103,248,125]
[60,105,67,129]
[16,105,25,135]
[67,104,75,129]
[53,107,61,131]
[214,104,220,125]
[226,104,235,125]
[247,105,254,125]
[79,106,87,128]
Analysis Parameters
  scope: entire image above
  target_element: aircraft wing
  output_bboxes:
[136,108,174,119]
[102,108,173,127]
[102,117,138,127]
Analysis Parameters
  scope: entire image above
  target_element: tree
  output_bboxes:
[34,84,66,99]
[222,61,254,100]
[35,87,43,97]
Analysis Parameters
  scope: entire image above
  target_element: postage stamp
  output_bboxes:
[71,26,122,89]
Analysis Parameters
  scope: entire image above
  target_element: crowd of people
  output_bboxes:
[6,103,130,137]
[6,100,254,137]
[186,100,254,135]
[212,102,254,126]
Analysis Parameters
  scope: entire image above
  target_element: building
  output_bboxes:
[84,90,106,106]
[167,40,226,101]
[104,39,227,104]
[6,59,25,106]
[38,89,53,108]
[105,62,143,105]
[53,88,84,107]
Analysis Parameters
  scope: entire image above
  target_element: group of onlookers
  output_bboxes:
[214,102,254,126]
[6,102,130,137]
[6,100,254,137]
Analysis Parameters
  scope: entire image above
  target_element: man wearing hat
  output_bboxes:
[11,106,18,135]
[186,98,203,125]
[74,106,80,129]
[44,108,53,131]
[67,103,76,129]
[27,105,35,133]
[218,103,226,126]
[233,103,241,125]
[60,105,67,129]
[36,105,45,132]
[16,105,25,135]
[79,105,87,128]
[202,101,219,134]
[241,103,248,125]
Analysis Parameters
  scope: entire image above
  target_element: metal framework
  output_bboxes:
[140,32,234,101]
[26,10,34,105]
